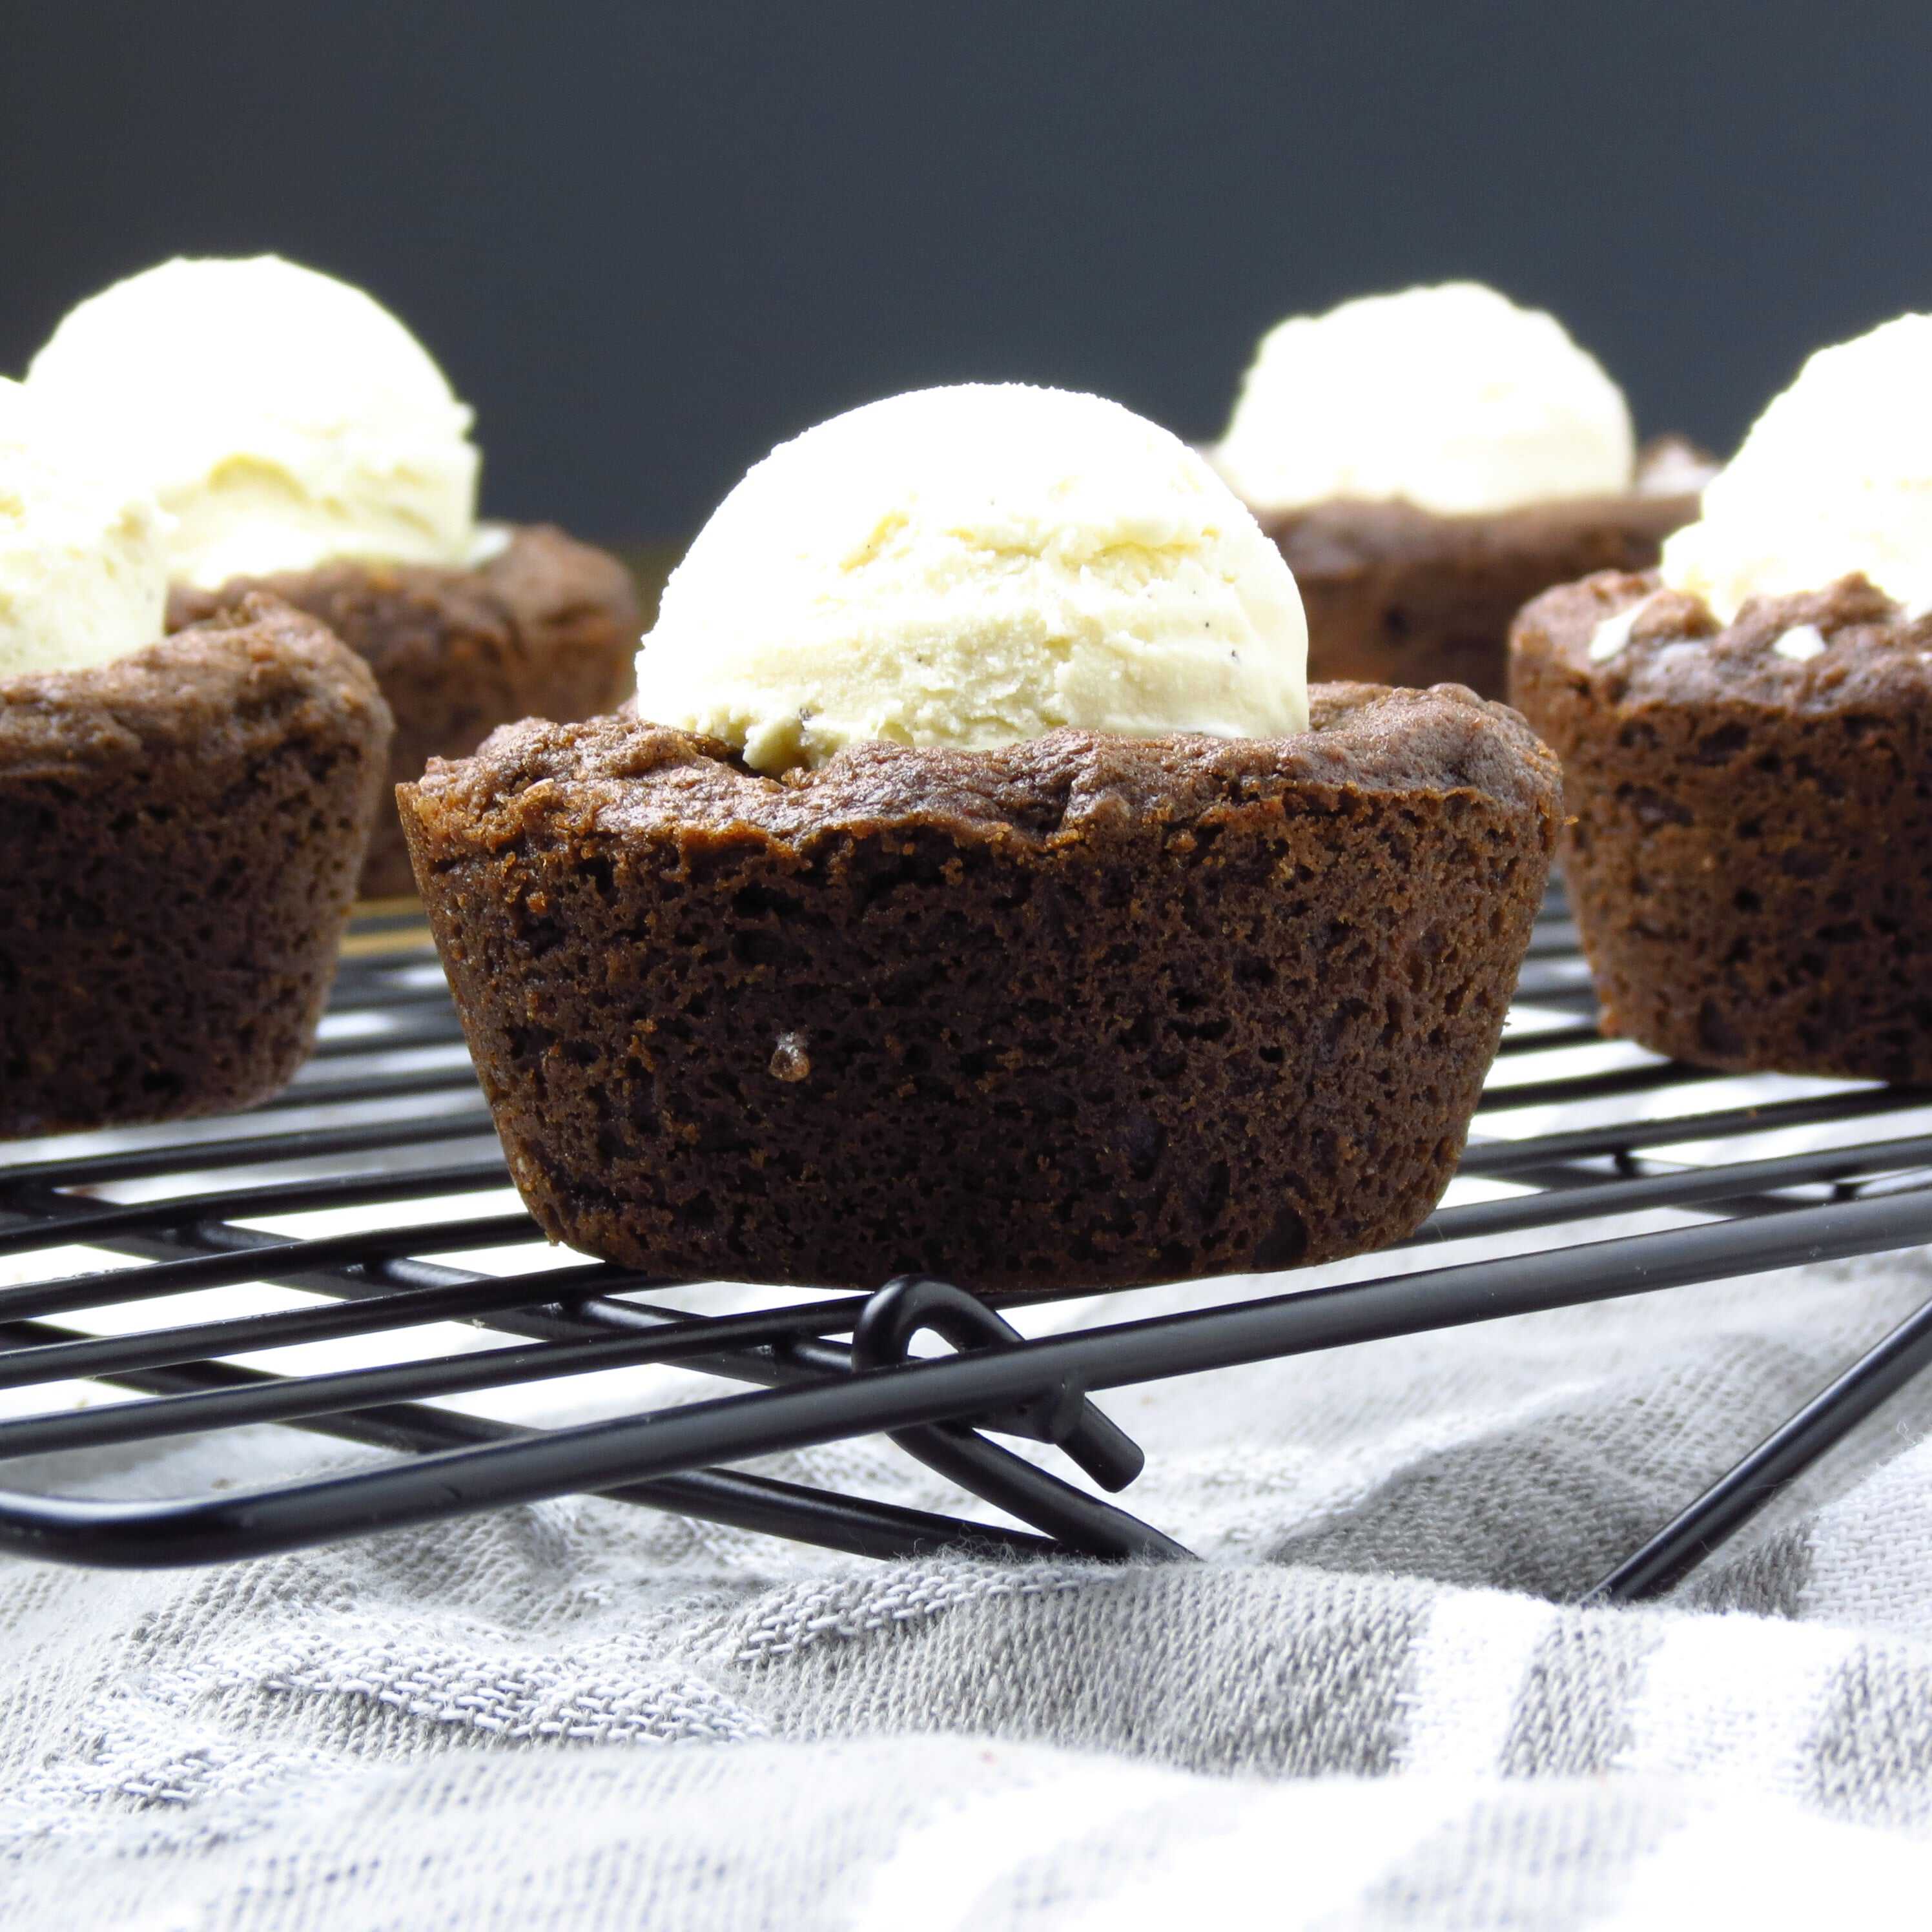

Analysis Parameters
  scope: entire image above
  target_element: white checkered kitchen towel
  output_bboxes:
[5,1209,1932,1927]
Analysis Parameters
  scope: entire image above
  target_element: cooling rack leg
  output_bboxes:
[1584,1289,1932,1604]
[850,1276,1193,1562]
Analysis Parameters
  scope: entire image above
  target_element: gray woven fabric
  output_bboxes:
[5,1229,1932,1926]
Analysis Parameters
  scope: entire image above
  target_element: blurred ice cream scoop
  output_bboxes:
[1662,313,1932,620]
[0,378,169,679]
[27,254,480,590]
[1215,281,1636,517]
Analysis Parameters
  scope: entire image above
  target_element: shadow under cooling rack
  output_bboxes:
[1,893,1930,1599]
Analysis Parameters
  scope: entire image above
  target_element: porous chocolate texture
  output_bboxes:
[401,687,1558,1294]
[1510,570,1932,1082]
[170,524,639,898]
[0,596,394,1138]
[1259,475,1698,701]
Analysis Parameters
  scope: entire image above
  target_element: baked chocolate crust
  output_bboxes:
[1260,490,1696,701]
[1509,570,1932,1081]
[400,688,1558,1293]
[0,595,394,1137]
[169,524,640,898]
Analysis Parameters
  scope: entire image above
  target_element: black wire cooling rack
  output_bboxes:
[1,892,1930,1601]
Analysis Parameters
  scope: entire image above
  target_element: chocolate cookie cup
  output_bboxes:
[169,524,639,899]
[1264,455,1700,701]
[0,595,393,1138]
[1510,570,1932,1082]
[400,684,1558,1294]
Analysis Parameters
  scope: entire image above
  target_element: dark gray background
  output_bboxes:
[5,2,1924,540]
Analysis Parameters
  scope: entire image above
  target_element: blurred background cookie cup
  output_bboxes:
[25,256,639,900]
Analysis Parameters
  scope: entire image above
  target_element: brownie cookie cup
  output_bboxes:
[1217,285,1707,700]
[1510,312,1932,1084]
[26,255,637,899]
[1258,442,1702,700]
[402,689,1554,1292]
[405,383,1556,1293]
[2,596,393,1136]
[169,526,639,897]
[1512,571,1931,1080]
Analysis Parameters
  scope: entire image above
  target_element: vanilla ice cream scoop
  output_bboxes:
[634,384,1308,773]
[26,256,480,591]
[1215,282,1636,517]
[1661,314,1932,621]
[0,379,170,680]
